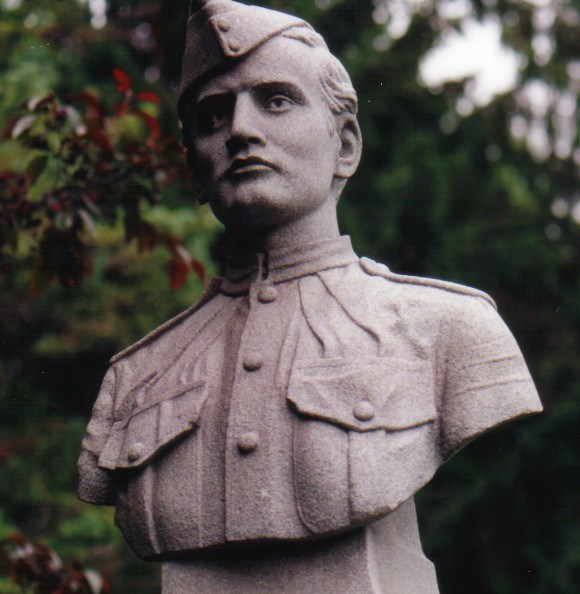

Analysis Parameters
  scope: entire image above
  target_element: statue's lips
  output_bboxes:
[225,157,279,177]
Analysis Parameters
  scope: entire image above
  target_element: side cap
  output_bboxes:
[178,0,313,117]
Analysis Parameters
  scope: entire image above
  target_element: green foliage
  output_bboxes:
[0,510,17,541]
[0,577,23,594]
[1,84,207,290]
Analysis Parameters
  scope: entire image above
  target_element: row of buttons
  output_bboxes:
[123,286,279,463]
[126,415,375,463]
[125,428,263,463]
[125,432,262,462]
[234,284,278,454]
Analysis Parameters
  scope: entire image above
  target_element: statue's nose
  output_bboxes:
[226,95,265,153]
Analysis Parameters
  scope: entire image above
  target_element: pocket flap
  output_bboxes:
[288,358,435,431]
[98,380,208,470]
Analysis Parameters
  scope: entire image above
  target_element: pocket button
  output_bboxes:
[353,401,375,422]
[127,442,145,462]
[258,286,278,303]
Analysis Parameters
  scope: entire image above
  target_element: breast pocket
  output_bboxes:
[288,357,440,534]
[98,379,209,471]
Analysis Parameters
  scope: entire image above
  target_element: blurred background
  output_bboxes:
[0,0,578,592]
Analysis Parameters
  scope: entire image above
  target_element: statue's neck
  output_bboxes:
[225,198,340,255]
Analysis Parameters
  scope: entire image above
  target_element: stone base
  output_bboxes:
[162,500,439,594]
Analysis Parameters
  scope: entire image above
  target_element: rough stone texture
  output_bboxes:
[78,1,543,592]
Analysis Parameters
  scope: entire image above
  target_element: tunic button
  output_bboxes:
[127,442,145,462]
[238,431,259,453]
[257,285,278,303]
[353,401,375,422]
[243,353,263,371]
[228,39,240,52]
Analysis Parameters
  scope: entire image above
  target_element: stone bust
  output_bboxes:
[78,1,543,592]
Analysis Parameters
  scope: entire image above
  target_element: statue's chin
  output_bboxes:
[210,186,330,233]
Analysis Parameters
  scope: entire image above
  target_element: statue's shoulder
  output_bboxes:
[358,257,496,310]
[110,276,223,365]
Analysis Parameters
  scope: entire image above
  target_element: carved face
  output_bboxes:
[187,36,342,230]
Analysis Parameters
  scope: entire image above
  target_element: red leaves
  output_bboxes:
[1,69,207,293]
[134,109,161,138]
[0,534,111,594]
[135,91,160,104]
[168,250,190,290]
[112,70,162,140]
[191,259,207,284]
[124,211,207,290]
[86,130,112,152]
[112,68,131,94]
[167,241,207,290]
[168,254,207,290]
[113,71,161,103]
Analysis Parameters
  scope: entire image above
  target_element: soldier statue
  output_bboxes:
[78,1,542,592]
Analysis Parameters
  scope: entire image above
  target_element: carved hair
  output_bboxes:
[279,26,358,118]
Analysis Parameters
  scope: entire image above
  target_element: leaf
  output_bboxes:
[63,106,85,134]
[65,92,104,118]
[65,154,84,179]
[134,109,161,139]
[191,259,207,283]
[54,211,74,230]
[174,242,192,266]
[165,241,207,288]
[167,253,190,290]
[46,131,62,153]
[24,151,49,181]
[113,68,131,94]
[114,102,127,117]
[135,91,160,104]
[27,155,65,202]
[78,208,96,237]
[80,194,101,216]
[27,94,55,112]
[87,130,113,152]
[10,115,36,139]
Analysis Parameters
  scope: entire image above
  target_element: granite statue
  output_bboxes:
[78,1,543,592]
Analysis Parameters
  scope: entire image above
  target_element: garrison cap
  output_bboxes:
[178,0,315,118]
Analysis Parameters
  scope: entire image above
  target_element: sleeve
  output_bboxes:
[439,296,543,460]
[77,365,118,505]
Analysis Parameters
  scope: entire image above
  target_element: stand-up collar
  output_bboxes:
[221,235,358,295]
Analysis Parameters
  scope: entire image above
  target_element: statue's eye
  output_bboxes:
[264,94,293,112]
[195,96,232,135]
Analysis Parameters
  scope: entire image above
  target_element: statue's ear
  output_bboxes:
[335,114,362,179]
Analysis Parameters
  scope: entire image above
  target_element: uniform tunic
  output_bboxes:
[78,236,542,593]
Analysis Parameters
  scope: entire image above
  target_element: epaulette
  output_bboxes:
[110,276,223,364]
[359,257,496,310]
